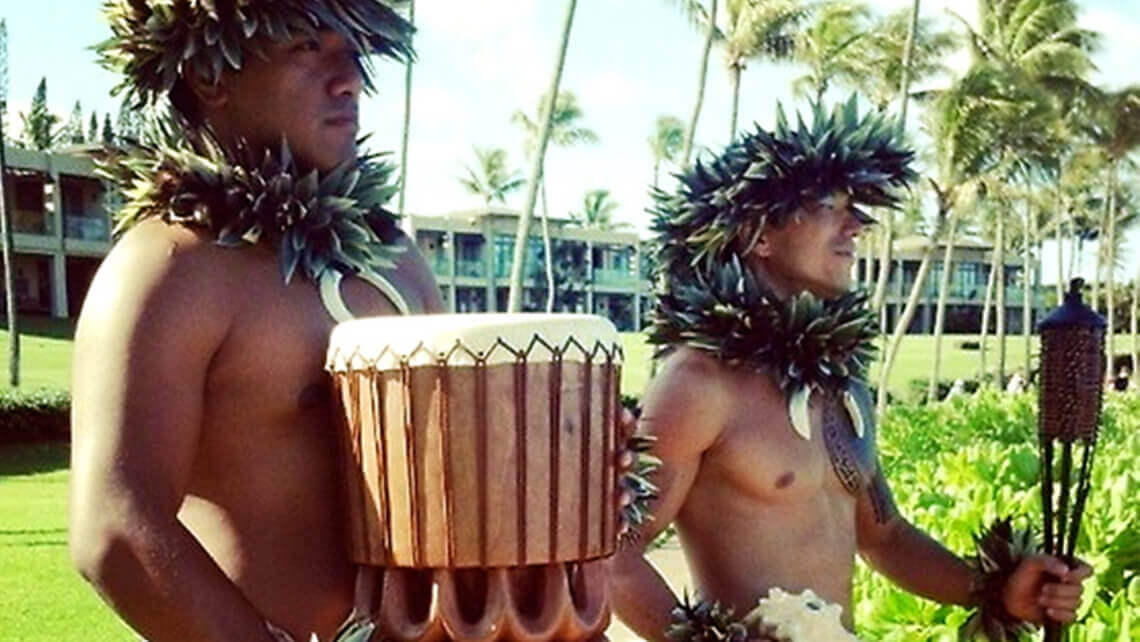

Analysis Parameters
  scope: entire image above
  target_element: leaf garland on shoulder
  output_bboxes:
[104,126,405,287]
[648,255,877,395]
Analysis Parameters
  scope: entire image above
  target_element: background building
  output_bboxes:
[410,207,649,331]
[2,146,111,319]
[858,235,1044,334]
[2,148,1046,337]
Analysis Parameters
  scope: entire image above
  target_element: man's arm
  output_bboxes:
[855,469,975,605]
[611,349,730,642]
[856,464,1091,624]
[69,221,275,642]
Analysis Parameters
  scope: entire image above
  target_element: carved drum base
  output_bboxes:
[361,561,609,641]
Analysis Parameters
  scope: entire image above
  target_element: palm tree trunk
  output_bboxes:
[878,239,937,414]
[682,0,718,167]
[929,212,958,402]
[1092,244,1101,315]
[896,0,921,132]
[980,257,996,382]
[870,0,918,330]
[1131,272,1138,381]
[541,178,556,312]
[397,0,415,236]
[1055,191,1065,303]
[729,64,742,143]
[1068,231,1079,286]
[508,0,577,312]
[1105,161,1117,380]
[0,113,18,386]
[1022,199,1032,377]
[870,211,894,326]
[996,211,1006,387]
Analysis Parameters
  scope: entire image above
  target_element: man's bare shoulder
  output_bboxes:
[77,220,244,341]
[658,346,734,390]
[640,347,738,455]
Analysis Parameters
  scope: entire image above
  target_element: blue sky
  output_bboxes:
[2,0,1138,283]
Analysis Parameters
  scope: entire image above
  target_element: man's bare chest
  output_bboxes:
[700,383,878,505]
[204,265,423,429]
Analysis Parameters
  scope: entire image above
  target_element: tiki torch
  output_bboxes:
[1037,278,1105,642]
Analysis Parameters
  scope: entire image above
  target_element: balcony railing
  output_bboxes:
[456,259,485,278]
[13,209,52,236]
[66,215,110,242]
[594,267,639,288]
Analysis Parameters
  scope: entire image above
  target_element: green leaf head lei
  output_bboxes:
[96,0,414,116]
[648,97,916,392]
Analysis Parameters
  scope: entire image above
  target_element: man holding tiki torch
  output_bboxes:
[612,99,1093,641]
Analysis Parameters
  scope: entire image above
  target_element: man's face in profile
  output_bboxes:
[212,30,364,171]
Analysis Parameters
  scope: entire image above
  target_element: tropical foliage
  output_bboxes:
[458,146,524,206]
[854,389,1140,640]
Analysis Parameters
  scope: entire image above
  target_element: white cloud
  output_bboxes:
[1082,7,1140,89]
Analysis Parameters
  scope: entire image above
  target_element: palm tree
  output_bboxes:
[860,3,959,320]
[877,182,952,412]
[663,0,719,166]
[933,0,1096,384]
[723,0,807,139]
[397,0,416,236]
[649,115,686,189]
[1089,86,1140,377]
[507,0,579,313]
[790,1,870,103]
[512,90,598,311]
[570,189,630,231]
[927,183,976,400]
[458,147,525,206]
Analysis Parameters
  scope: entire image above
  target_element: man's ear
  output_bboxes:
[740,220,772,258]
[185,72,228,110]
[751,232,773,258]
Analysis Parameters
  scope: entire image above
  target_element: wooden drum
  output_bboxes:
[326,314,624,640]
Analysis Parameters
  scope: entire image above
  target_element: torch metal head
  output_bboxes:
[1037,279,1106,442]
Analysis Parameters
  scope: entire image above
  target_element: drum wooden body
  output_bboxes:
[327,314,623,641]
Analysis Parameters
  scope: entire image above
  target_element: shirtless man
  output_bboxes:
[69,2,443,640]
[612,100,1091,640]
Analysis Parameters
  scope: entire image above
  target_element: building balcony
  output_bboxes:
[423,253,451,277]
[65,215,110,242]
[594,268,639,289]
[13,209,53,236]
[456,259,486,279]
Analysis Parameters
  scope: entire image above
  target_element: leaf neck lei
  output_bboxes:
[647,255,878,395]
[108,132,409,314]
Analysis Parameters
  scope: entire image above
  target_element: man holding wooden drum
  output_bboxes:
[612,99,1092,641]
[69,2,444,640]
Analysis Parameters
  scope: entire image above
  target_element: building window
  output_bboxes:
[494,235,542,279]
[14,178,44,213]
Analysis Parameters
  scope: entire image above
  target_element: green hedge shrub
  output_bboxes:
[0,388,71,445]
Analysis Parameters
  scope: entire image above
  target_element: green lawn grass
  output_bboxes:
[0,443,133,640]
[0,317,76,391]
[621,331,1058,400]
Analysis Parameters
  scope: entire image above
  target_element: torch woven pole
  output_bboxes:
[1037,278,1105,642]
